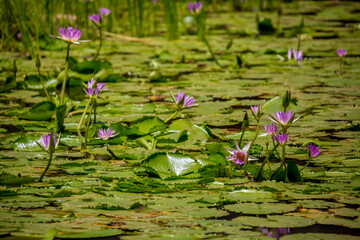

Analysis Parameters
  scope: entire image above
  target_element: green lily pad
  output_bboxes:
[225,202,298,215]
[142,152,201,179]
[20,102,56,121]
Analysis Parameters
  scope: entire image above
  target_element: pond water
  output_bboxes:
[0,0,360,239]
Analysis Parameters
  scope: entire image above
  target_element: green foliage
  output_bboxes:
[20,101,56,121]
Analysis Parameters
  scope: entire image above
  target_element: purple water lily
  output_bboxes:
[51,27,84,44]
[274,133,290,146]
[41,132,59,151]
[288,49,303,61]
[264,124,278,135]
[268,111,299,130]
[89,15,101,25]
[171,91,197,110]
[226,140,257,165]
[98,128,119,140]
[251,104,261,120]
[307,143,321,158]
[337,49,347,57]
[84,78,105,98]
[89,8,111,25]
[188,1,203,15]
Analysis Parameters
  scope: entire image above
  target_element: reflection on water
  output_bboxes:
[259,227,291,239]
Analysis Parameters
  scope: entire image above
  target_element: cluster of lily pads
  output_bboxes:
[14,2,342,183]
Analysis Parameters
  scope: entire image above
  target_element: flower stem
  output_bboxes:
[255,143,279,180]
[60,43,71,105]
[93,99,97,126]
[271,145,286,180]
[39,152,53,182]
[238,128,246,147]
[201,31,221,68]
[78,98,92,129]
[299,157,311,172]
[83,105,92,150]
[244,120,260,166]
[94,26,102,60]
[37,68,51,102]
[164,110,178,123]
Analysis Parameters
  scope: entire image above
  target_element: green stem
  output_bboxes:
[238,128,246,147]
[272,138,281,159]
[93,99,97,126]
[78,98,92,129]
[94,26,102,60]
[271,145,286,180]
[255,143,279,180]
[164,110,178,123]
[37,68,51,102]
[201,31,221,67]
[244,120,260,166]
[39,152,53,182]
[299,158,311,172]
[60,43,70,105]
[83,105,92,150]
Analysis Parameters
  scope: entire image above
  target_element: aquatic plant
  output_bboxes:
[288,48,303,62]
[300,143,321,172]
[89,8,111,59]
[268,111,299,132]
[264,124,278,136]
[36,132,60,182]
[226,140,257,165]
[337,48,347,73]
[50,27,85,106]
[98,127,120,159]
[165,91,197,123]
[79,78,106,149]
[245,105,262,166]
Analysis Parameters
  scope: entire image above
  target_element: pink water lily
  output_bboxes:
[98,127,119,140]
[307,144,321,158]
[274,133,290,146]
[188,1,203,15]
[170,91,197,110]
[50,27,88,44]
[288,48,303,61]
[89,8,111,25]
[84,78,106,98]
[251,104,261,120]
[40,132,59,152]
[337,49,347,57]
[264,123,278,135]
[226,140,257,165]
[268,111,300,131]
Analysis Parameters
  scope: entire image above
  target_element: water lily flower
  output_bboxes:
[274,133,290,146]
[288,49,303,61]
[226,140,257,165]
[98,128,119,140]
[50,27,87,44]
[337,49,347,57]
[188,1,203,15]
[268,111,300,131]
[84,78,105,98]
[307,143,321,158]
[41,132,59,152]
[89,8,111,25]
[264,123,278,136]
[251,104,261,120]
[170,91,197,110]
